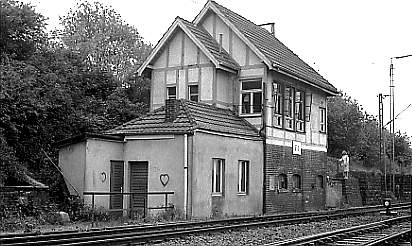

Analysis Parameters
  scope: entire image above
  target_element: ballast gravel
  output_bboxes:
[147,215,396,246]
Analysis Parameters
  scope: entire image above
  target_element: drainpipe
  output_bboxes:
[183,134,188,219]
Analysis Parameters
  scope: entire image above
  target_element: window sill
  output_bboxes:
[239,114,262,118]
[211,193,223,197]
[278,189,288,193]
[319,131,327,134]
[237,192,247,196]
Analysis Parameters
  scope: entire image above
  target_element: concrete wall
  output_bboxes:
[191,131,263,218]
[123,135,185,215]
[59,142,86,197]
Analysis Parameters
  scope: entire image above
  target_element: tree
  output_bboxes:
[0,0,46,60]
[56,1,151,85]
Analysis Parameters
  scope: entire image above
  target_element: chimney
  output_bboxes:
[219,33,223,53]
[258,22,275,36]
[271,23,275,36]
[165,99,179,122]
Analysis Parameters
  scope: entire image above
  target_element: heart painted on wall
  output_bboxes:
[160,174,169,187]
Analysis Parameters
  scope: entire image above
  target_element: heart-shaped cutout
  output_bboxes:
[160,174,169,187]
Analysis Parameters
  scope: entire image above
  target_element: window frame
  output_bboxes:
[316,175,324,189]
[271,81,306,133]
[319,107,326,133]
[188,84,199,102]
[272,82,283,127]
[240,78,263,116]
[238,160,249,195]
[291,174,302,190]
[166,85,177,100]
[212,158,225,196]
[278,173,288,190]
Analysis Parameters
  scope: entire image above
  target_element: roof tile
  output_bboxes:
[210,1,338,93]
[106,100,260,138]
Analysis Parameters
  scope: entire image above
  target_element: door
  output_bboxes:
[110,161,124,211]
[129,161,148,217]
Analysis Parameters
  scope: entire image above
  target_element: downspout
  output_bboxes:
[261,80,267,215]
[183,134,188,219]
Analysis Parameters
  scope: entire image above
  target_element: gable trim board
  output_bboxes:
[138,17,238,76]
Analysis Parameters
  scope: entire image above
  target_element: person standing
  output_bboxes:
[339,150,350,179]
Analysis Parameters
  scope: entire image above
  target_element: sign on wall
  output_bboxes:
[292,141,302,155]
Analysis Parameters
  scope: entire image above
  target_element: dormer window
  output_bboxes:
[188,84,199,102]
[167,86,176,99]
[240,78,262,115]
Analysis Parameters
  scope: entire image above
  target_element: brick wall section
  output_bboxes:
[265,144,326,213]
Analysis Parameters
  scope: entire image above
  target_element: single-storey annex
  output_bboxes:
[58,0,338,218]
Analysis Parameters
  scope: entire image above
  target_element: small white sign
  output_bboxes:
[292,141,302,155]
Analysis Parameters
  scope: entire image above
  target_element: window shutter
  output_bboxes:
[305,93,312,122]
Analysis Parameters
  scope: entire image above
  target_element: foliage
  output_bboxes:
[0,0,46,60]
[55,1,151,85]
[327,93,412,170]
[0,0,151,200]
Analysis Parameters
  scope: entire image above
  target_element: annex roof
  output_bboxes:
[106,99,261,138]
[194,1,338,95]
[137,17,239,76]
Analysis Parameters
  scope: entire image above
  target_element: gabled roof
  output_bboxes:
[106,100,261,138]
[137,17,239,76]
[194,1,338,95]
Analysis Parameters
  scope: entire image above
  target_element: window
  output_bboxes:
[240,79,262,115]
[292,174,301,189]
[273,83,282,127]
[272,82,307,132]
[284,86,294,130]
[212,159,225,195]
[295,90,305,132]
[320,107,326,133]
[278,173,288,189]
[188,84,199,102]
[316,175,324,189]
[167,86,176,99]
[238,160,249,194]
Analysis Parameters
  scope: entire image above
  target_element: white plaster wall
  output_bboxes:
[168,31,182,67]
[123,136,185,216]
[151,70,165,110]
[152,48,167,68]
[59,142,86,197]
[216,70,231,105]
[84,139,124,208]
[215,15,230,51]
[183,36,198,66]
[201,67,213,101]
[191,131,263,218]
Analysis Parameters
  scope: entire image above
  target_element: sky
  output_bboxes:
[23,0,412,138]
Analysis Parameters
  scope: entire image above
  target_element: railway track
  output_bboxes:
[264,215,411,246]
[1,202,410,246]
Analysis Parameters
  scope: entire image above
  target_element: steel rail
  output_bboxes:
[263,215,411,246]
[1,203,410,246]
[361,229,411,246]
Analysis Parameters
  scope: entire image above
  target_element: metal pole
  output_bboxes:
[389,59,394,193]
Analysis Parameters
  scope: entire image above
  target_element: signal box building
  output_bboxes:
[58,0,338,218]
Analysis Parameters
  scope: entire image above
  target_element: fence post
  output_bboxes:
[91,193,95,227]
[130,193,134,219]
[165,193,168,210]
[143,197,146,218]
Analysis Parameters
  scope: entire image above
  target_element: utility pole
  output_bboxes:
[389,54,412,194]
[378,93,387,196]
